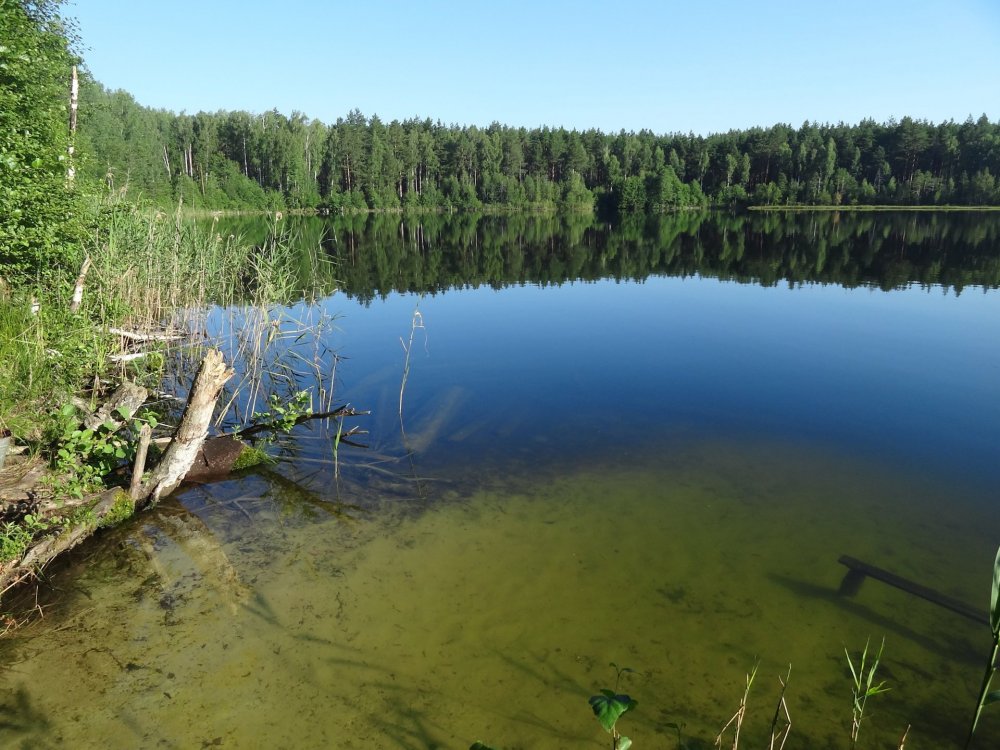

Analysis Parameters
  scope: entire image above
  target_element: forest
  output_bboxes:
[76,75,1000,214]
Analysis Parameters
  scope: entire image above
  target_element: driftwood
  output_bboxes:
[106,327,186,365]
[129,424,152,500]
[108,327,185,343]
[0,349,374,608]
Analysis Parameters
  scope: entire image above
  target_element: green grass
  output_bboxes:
[0,288,120,441]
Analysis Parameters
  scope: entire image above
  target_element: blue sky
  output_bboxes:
[69,0,1000,135]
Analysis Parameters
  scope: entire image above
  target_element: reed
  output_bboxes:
[965,546,1000,748]
[398,305,426,423]
[89,197,343,438]
[845,637,889,748]
[715,661,758,749]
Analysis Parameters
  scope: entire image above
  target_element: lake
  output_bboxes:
[2,211,999,749]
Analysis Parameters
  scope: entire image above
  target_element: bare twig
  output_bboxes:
[137,349,233,507]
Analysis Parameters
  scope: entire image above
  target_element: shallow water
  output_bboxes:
[2,440,996,749]
[2,213,999,749]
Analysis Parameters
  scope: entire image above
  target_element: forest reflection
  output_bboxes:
[220,210,1000,303]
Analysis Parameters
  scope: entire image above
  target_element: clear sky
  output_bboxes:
[68,0,1000,135]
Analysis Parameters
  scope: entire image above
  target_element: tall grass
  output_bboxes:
[0,195,338,444]
[88,198,300,322]
[0,286,118,440]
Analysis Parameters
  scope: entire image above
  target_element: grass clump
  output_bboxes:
[0,514,50,565]
[232,445,271,471]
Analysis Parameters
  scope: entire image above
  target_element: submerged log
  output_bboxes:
[184,435,248,483]
[153,509,249,611]
[838,554,988,626]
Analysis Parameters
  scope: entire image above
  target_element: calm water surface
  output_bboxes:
[2,212,999,749]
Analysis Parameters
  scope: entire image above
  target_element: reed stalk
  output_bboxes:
[965,546,1000,748]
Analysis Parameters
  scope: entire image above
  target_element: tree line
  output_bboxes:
[76,76,1000,214]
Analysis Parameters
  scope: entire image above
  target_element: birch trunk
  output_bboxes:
[137,349,233,507]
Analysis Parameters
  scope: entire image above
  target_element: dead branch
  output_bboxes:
[108,327,186,343]
[232,405,369,439]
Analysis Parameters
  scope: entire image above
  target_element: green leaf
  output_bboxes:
[102,420,117,431]
[990,546,1000,635]
[618,736,632,750]
[589,691,637,733]
[983,689,1000,706]
[115,405,132,420]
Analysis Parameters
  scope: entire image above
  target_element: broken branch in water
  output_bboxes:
[231,405,370,440]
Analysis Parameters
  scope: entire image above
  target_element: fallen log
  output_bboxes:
[0,351,232,602]
[183,416,368,483]
[0,487,124,599]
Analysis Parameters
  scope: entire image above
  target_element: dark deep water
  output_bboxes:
[1,211,999,749]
